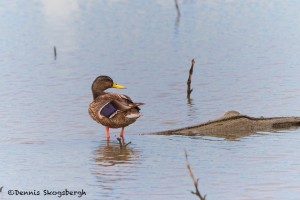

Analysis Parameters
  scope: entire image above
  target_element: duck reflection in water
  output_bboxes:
[92,139,140,193]
[93,139,138,167]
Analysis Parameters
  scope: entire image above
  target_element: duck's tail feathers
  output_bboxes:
[126,102,144,112]
[113,101,144,112]
[131,102,144,107]
[111,100,144,110]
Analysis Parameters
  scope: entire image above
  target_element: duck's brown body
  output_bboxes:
[88,75,143,138]
[88,92,141,128]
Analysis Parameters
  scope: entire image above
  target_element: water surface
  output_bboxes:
[1,1,300,199]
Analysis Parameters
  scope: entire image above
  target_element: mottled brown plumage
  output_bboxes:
[88,76,143,138]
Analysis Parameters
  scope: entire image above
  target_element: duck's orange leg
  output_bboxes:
[120,127,125,138]
[105,126,110,139]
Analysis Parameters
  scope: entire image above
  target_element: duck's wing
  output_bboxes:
[97,93,144,119]
[111,94,144,112]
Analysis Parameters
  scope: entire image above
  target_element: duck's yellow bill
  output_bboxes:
[112,82,126,89]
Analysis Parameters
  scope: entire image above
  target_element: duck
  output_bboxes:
[88,75,144,139]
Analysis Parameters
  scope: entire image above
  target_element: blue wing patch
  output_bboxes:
[99,102,118,118]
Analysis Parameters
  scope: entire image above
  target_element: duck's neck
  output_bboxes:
[92,90,106,100]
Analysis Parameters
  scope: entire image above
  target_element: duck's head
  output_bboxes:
[91,75,125,99]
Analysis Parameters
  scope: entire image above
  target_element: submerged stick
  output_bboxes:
[54,46,57,60]
[184,149,206,200]
[117,137,131,148]
[187,59,195,99]
[174,0,181,17]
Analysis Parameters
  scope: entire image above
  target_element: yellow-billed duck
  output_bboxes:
[88,75,144,139]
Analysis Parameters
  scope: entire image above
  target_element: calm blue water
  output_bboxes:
[1,1,300,199]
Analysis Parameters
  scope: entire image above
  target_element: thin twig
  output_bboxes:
[117,137,131,149]
[184,149,206,200]
[174,0,181,17]
[117,137,123,148]
[187,59,195,100]
[125,141,132,147]
[54,46,57,60]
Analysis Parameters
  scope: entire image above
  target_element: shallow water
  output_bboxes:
[1,0,300,199]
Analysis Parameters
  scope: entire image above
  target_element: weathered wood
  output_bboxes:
[154,111,300,139]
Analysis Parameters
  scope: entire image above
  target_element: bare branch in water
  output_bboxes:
[174,0,181,17]
[117,137,123,148]
[184,149,206,200]
[54,46,57,60]
[125,141,132,147]
[187,59,195,100]
[117,137,131,148]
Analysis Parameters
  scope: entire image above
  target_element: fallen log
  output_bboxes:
[154,111,300,139]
